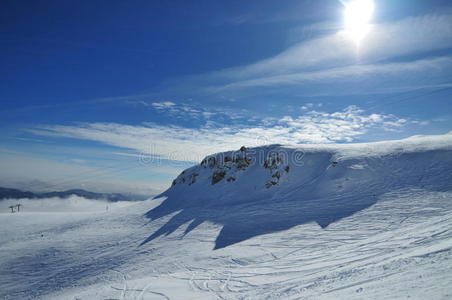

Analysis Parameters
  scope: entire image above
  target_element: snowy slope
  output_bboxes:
[1,133,452,299]
[148,133,452,249]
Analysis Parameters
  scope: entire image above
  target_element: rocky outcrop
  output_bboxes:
[172,146,290,188]
[263,152,289,188]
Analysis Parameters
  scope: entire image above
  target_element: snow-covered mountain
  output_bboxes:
[1,133,452,299]
[147,133,452,249]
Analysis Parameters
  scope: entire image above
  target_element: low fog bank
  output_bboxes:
[0,195,138,213]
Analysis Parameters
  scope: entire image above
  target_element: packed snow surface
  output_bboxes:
[1,133,452,299]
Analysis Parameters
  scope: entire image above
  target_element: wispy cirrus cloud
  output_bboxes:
[215,56,452,92]
[179,13,452,98]
[214,13,452,80]
[94,14,452,103]
[301,103,323,110]
[28,106,415,162]
[136,100,250,124]
[151,101,176,110]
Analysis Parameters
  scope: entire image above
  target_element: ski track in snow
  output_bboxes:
[1,134,452,300]
[1,189,451,300]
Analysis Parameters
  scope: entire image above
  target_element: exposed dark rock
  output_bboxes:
[208,156,217,168]
[272,171,281,180]
[265,181,278,188]
[236,157,252,170]
[189,173,199,185]
[212,170,226,185]
[201,158,207,167]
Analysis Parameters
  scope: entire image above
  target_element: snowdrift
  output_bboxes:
[145,133,452,249]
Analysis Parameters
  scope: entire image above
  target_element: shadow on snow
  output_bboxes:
[141,150,452,249]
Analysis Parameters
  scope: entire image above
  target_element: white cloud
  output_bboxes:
[151,101,176,109]
[276,106,408,142]
[215,56,452,92]
[147,101,207,120]
[29,106,412,162]
[184,13,452,97]
[301,103,323,110]
[211,13,452,81]
[143,101,250,124]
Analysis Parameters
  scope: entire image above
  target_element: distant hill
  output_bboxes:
[0,187,149,202]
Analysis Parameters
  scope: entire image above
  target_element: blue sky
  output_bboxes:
[1,0,451,195]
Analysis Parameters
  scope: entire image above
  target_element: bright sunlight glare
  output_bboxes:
[343,0,375,46]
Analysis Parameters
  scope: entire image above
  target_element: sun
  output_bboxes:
[343,0,375,46]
